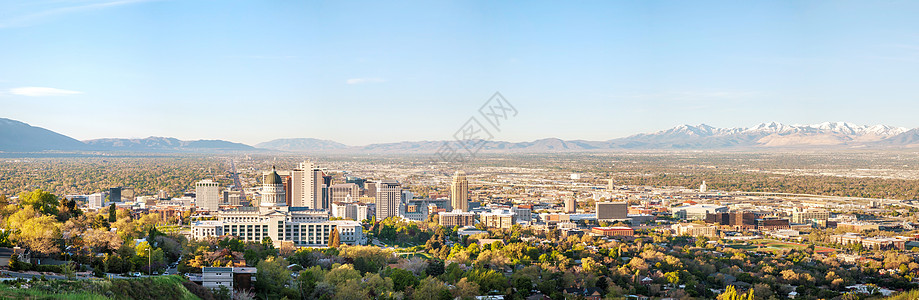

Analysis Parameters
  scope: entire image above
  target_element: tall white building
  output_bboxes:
[87,192,105,209]
[564,198,577,213]
[699,181,708,193]
[292,161,325,209]
[375,180,401,221]
[196,179,221,211]
[450,171,469,212]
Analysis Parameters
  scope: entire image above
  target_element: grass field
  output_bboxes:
[728,239,836,253]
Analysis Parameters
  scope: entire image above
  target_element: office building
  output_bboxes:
[88,192,105,209]
[672,223,719,238]
[439,210,476,227]
[591,227,634,237]
[791,208,830,225]
[109,187,122,202]
[481,210,516,229]
[195,179,220,212]
[596,202,628,220]
[330,183,360,203]
[671,204,728,220]
[292,161,325,209]
[564,198,577,213]
[375,180,402,221]
[450,171,469,212]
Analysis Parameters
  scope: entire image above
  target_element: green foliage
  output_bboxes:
[255,256,291,298]
[386,267,418,291]
[18,189,60,216]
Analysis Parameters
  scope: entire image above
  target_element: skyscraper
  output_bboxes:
[292,161,325,209]
[375,180,401,221]
[564,197,577,213]
[195,179,220,211]
[699,181,707,193]
[109,187,122,202]
[450,171,469,212]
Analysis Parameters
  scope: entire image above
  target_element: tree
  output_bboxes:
[18,189,59,216]
[718,285,754,300]
[453,278,481,300]
[326,264,361,286]
[329,229,341,248]
[255,256,292,297]
[387,268,418,291]
[413,276,450,300]
[108,203,117,222]
[15,215,62,255]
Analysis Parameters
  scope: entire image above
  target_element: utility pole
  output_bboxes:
[148,246,152,276]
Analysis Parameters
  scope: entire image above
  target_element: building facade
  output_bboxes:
[450,171,469,212]
[596,202,628,220]
[375,180,402,221]
[196,179,220,211]
[439,210,476,227]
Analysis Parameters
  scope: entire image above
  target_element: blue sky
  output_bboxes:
[1,0,918,145]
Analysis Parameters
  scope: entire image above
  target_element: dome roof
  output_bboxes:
[265,168,282,185]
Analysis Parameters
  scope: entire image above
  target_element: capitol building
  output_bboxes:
[191,168,365,247]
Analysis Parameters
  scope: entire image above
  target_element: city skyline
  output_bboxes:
[2,1,919,145]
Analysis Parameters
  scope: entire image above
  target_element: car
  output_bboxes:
[131,272,142,277]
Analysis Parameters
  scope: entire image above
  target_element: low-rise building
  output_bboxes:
[591,226,634,237]
[672,223,719,238]
[439,210,476,227]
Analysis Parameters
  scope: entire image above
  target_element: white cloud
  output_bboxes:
[10,87,82,97]
[346,78,385,85]
[0,0,156,29]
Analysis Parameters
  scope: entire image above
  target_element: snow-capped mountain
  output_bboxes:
[608,122,911,149]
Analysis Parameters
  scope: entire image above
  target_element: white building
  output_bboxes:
[87,192,105,209]
[292,161,325,209]
[190,168,365,247]
[375,180,401,221]
[332,202,370,221]
[196,179,220,211]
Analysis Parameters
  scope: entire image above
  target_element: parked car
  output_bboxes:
[131,272,142,277]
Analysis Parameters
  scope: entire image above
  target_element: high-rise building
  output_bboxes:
[260,168,286,207]
[607,178,615,190]
[292,161,325,209]
[195,179,220,211]
[699,181,707,193]
[330,183,360,203]
[375,180,401,221]
[564,198,577,213]
[88,192,105,209]
[596,202,628,220]
[109,187,122,202]
[450,171,469,212]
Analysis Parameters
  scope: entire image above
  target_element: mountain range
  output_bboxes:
[4,117,919,153]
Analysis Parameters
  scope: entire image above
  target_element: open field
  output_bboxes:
[728,239,836,254]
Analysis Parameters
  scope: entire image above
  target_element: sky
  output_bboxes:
[1,0,919,146]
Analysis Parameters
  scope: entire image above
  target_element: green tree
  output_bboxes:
[413,276,451,300]
[387,268,418,291]
[18,189,59,216]
[108,203,117,222]
[255,256,292,297]
[14,215,62,255]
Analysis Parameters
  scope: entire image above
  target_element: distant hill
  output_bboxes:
[255,138,348,151]
[0,118,88,152]
[84,137,256,151]
[6,116,919,153]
